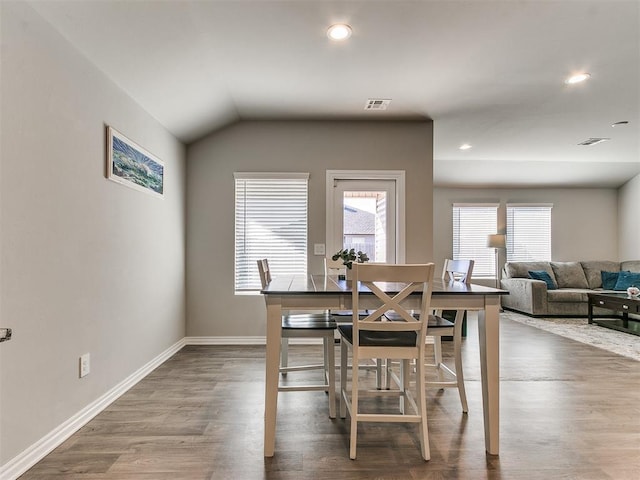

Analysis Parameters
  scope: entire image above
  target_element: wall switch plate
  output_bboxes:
[79,353,90,378]
[314,243,326,256]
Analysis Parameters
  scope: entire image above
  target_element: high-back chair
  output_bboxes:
[325,257,385,386]
[425,258,474,413]
[338,262,435,460]
[257,259,337,418]
[442,259,474,283]
[324,256,347,277]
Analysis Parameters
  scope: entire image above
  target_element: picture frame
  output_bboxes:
[106,126,164,197]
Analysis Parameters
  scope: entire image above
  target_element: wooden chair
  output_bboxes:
[425,258,474,413]
[338,263,435,460]
[325,257,385,387]
[257,259,337,418]
[324,256,347,277]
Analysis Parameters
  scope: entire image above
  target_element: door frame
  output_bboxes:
[325,170,406,264]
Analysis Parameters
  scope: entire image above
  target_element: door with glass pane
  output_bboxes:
[331,180,396,263]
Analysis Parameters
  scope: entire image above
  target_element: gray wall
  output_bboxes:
[0,2,186,465]
[433,187,620,279]
[618,173,640,260]
[186,120,433,337]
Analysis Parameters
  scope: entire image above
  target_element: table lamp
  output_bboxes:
[487,234,506,288]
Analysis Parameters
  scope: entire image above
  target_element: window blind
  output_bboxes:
[234,173,309,292]
[506,204,552,261]
[452,204,498,278]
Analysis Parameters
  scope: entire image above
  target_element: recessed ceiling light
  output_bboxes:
[565,73,591,85]
[459,144,472,150]
[327,24,352,41]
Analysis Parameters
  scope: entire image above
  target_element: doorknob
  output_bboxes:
[0,328,12,342]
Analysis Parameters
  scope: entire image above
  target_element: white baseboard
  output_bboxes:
[185,336,323,345]
[185,336,266,345]
[0,338,187,480]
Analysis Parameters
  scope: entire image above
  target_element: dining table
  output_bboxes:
[261,274,509,457]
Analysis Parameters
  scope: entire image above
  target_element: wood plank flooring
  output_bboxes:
[20,314,640,479]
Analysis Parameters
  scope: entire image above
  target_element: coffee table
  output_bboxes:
[587,292,640,336]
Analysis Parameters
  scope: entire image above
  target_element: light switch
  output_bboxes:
[314,243,326,256]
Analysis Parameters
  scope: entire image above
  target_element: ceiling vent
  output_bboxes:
[365,99,391,110]
[578,137,610,146]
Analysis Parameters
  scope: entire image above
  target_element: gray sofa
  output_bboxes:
[500,260,640,317]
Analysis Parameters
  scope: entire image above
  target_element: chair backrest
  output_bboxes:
[352,263,434,346]
[324,257,346,276]
[257,258,272,289]
[442,259,474,284]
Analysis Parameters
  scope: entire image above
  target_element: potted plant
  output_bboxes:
[332,248,369,279]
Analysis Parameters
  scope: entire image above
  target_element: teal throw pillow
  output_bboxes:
[613,271,640,291]
[601,271,620,290]
[528,270,557,290]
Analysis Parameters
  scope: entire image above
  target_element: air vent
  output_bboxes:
[365,99,391,110]
[578,137,610,146]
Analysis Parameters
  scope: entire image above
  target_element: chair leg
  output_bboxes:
[340,340,348,419]
[399,359,410,414]
[433,336,445,385]
[280,338,289,376]
[415,354,431,461]
[325,337,336,418]
[384,359,392,390]
[349,348,359,460]
[323,337,329,393]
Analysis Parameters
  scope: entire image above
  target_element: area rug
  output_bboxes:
[502,311,640,361]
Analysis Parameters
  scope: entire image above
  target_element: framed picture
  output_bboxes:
[106,126,164,197]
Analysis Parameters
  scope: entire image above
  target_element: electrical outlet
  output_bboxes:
[314,243,326,255]
[79,353,90,378]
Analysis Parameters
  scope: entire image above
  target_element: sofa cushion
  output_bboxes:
[614,271,640,291]
[601,271,620,290]
[621,260,640,273]
[547,289,590,303]
[581,261,621,289]
[528,270,557,290]
[550,262,589,289]
[505,261,555,279]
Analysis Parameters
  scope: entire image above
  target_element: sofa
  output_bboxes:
[500,260,640,317]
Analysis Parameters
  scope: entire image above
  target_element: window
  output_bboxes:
[506,204,552,261]
[234,173,308,292]
[452,204,498,278]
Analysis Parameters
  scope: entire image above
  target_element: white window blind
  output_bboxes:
[506,204,552,261]
[234,173,309,292]
[452,204,498,278]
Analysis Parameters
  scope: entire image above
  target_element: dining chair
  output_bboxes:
[324,256,347,277]
[338,262,435,460]
[425,258,474,413]
[257,259,337,418]
[325,257,385,387]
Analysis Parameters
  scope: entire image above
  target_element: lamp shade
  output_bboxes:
[487,234,506,249]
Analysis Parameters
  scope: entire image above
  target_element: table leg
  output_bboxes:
[478,296,500,455]
[264,298,282,457]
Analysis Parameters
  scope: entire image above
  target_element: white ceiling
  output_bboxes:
[28,0,640,188]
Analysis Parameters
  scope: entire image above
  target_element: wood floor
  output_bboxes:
[20,314,640,479]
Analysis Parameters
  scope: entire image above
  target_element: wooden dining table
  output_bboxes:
[261,274,508,457]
